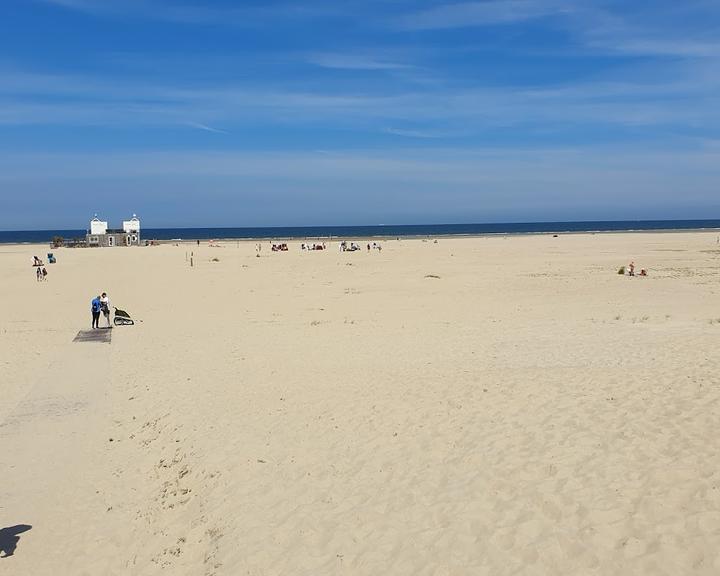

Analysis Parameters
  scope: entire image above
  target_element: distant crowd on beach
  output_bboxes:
[339,241,382,252]
[250,240,386,253]
[301,243,326,251]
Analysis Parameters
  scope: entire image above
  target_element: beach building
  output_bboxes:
[86,214,141,247]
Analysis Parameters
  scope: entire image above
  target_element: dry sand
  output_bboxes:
[1,232,719,575]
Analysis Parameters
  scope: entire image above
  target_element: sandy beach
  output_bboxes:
[1,232,719,575]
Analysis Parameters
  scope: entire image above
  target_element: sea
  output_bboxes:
[1,220,720,244]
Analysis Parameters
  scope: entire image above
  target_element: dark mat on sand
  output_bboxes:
[73,329,112,343]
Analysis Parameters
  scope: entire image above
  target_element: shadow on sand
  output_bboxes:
[0,525,32,558]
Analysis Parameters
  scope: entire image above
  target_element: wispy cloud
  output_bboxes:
[40,0,156,18]
[39,0,720,62]
[38,0,352,25]
[563,1,720,59]
[582,31,720,59]
[185,121,228,134]
[306,52,414,71]
[41,0,96,9]
[384,127,460,139]
[395,0,720,63]
[1,66,719,134]
[398,0,573,30]
[4,145,719,183]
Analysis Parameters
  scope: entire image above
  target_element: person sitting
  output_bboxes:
[640,269,647,276]
[33,256,42,266]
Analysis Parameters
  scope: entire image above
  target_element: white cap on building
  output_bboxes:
[123,214,140,234]
[90,215,108,235]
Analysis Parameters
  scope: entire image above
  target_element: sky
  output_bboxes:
[1,0,719,229]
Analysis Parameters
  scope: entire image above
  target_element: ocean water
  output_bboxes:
[1,220,720,244]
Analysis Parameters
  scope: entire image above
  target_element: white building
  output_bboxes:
[122,215,141,245]
[123,215,140,235]
[87,214,141,247]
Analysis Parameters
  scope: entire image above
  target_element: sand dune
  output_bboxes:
[1,232,719,575]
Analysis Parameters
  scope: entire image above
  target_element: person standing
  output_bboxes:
[36,267,42,282]
[91,295,102,329]
[100,292,111,328]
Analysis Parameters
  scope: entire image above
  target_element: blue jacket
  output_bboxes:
[91,297,102,313]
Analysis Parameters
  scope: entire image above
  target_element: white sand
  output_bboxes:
[1,232,719,575]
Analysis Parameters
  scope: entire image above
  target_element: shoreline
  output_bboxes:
[3,227,720,248]
[2,219,720,246]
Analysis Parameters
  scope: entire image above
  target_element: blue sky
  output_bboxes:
[1,0,719,228]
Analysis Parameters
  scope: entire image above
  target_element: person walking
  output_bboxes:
[91,295,102,329]
[100,292,111,328]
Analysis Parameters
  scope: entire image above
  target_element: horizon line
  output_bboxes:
[3,218,720,234]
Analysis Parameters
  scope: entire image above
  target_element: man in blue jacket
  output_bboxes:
[91,295,102,329]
